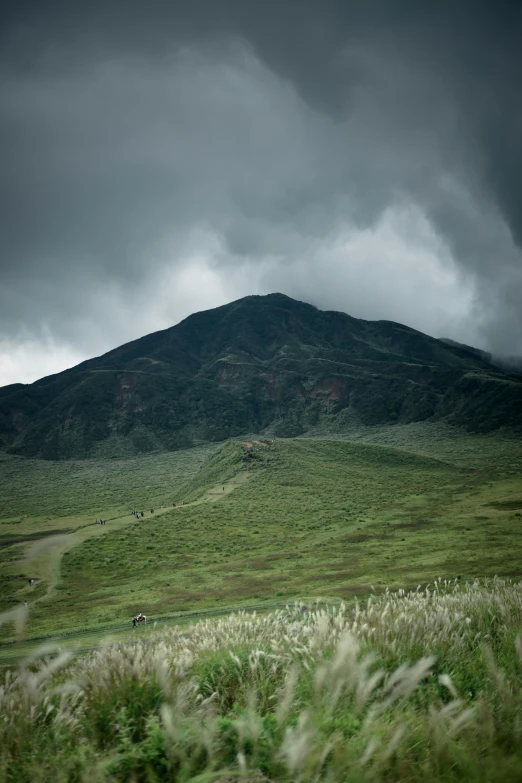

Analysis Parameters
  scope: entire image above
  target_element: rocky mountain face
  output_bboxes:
[1,293,521,459]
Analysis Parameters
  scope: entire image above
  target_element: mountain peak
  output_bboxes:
[1,295,521,458]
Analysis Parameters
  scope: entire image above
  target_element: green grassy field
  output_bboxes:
[0,445,217,628]
[2,425,522,781]
[3,579,522,782]
[1,424,521,651]
[0,444,218,527]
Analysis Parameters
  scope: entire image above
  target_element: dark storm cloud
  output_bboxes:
[1,0,522,384]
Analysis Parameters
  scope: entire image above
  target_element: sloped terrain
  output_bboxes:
[1,293,521,459]
[2,432,521,640]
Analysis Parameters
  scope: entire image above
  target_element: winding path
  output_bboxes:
[20,470,250,608]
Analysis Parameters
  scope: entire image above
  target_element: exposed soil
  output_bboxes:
[0,529,72,549]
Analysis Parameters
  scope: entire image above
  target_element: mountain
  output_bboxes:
[1,293,521,459]
[440,338,522,375]
[439,337,493,363]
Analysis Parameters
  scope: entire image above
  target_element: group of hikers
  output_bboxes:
[95,519,106,525]
[131,505,185,516]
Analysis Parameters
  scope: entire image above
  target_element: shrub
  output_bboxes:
[1,578,522,781]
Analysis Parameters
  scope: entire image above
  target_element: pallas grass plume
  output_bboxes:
[1,577,522,781]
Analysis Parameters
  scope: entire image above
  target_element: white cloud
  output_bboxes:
[0,334,86,386]
[0,204,482,387]
[254,204,477,342]
[1,34,521,386]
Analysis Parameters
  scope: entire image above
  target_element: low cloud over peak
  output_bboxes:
[1,0,521,385]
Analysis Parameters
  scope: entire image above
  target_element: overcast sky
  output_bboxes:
[1,0,521,386]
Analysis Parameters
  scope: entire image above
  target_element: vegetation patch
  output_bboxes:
[0,428,520,644]
[1,578,522,781]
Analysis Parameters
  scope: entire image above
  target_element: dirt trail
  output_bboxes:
[191,470,250,504]
[21,469,250,607]
[0,598,311,667]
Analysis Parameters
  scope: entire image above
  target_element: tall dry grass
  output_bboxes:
[1,577,522,781]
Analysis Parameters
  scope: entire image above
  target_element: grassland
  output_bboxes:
[2,578,522,781]
[1,424,521,651]
[2,424,522,781]
[0,446,217,623]
[0,444,218,526]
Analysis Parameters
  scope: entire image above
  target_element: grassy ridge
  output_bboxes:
[304,419,522,469]
[0,445,217,526]
[6,431,520,639]
[176,440,252,502]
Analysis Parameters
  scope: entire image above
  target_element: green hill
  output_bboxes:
[1,293,521,459]
[2,431,522,640]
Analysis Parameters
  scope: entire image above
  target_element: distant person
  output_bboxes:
[24,600,28,608]
[132,617,137,627]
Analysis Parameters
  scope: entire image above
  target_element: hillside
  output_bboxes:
[1,293,521,459]
[2,431,522,638]
[2,429,522,781]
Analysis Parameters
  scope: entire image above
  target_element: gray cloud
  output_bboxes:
[1,0,521,385]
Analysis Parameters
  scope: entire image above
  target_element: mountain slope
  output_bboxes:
[1,293,521,459]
